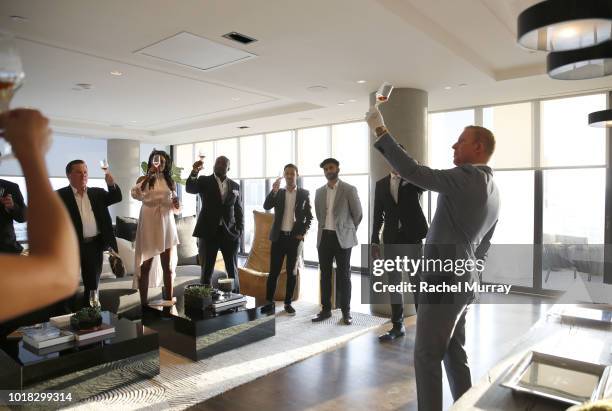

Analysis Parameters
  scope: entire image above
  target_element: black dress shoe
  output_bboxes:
[284,304,296,316]
[311,311,332,322]
[260,303,275,315]
[378,326,406,342]
[342,313,353,325]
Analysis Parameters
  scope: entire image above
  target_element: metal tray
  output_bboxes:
[501,351,612,405]
[560,305,612,327]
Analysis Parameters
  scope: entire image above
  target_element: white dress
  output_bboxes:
[131,176,180,289]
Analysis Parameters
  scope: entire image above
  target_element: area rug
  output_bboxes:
[67,301,388,410]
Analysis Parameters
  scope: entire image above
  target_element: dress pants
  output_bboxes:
[266,233,300,304]
[198,225,240,292]
[57,235,104,313]
[318,230,352,313]
[414,289,471,411]
[385,231,422,326]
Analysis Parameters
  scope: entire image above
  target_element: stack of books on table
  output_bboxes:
[19,316,116,353]
[21,325,74,349]
[212,292,247,312]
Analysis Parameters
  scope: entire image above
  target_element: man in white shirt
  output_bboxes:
[262,164,313,315]
[313,158,362,325]
[57,160,122,310]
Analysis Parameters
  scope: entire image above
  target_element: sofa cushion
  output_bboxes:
[116,237,136,276]
[115,216,138,242]
[176,215,198,266]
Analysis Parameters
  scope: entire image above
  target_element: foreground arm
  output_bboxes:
[0,109,79,321]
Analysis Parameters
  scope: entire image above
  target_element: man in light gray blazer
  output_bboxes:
[313,158,363,325]
[367,108,499,411]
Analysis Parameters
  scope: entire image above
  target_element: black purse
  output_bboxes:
[108,249,126,278]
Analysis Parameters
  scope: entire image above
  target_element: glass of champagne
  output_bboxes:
[99,159,109,174]
[375,82,393,106]
[152,154,161,172]
[0,33,26,162]
[89,290,100,309]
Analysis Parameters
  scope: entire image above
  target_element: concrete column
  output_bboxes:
[107,139,141,219]
[368,88,428,318]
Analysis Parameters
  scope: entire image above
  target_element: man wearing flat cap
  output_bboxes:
[313,158,362,325]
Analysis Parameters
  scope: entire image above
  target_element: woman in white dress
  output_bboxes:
[131,150,180,305]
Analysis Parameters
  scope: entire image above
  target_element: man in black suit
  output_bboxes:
[0,179,27,254]
[372,168,428,341]
[186,156,244,291]
[262,164,313,315]
[57,160,122,307]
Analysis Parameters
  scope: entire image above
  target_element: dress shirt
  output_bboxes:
[281,187,297,232]
[390,173,400,204]
[214,174,229,225]
[324,181,337,231]
[71,186,99,238]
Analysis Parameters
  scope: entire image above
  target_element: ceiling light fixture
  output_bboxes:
[9,15,28,23]
[588,109,612,127]
[547,39,612,79]
[110,70,123,76]
[356,80,367,84]
[347,99,357,103]
[238,125,250,129]
[444,86,452,90]
[337,102,345,106]
[517,0,612,51]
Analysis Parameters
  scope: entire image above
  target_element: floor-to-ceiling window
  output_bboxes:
[174,121,370,268]
[427,93,608,293]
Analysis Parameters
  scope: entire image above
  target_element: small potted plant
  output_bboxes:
[70,307,102,330]
[184,284,213,310]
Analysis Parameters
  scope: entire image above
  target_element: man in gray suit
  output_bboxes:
[313,158,363,325]
[366,108,499,411]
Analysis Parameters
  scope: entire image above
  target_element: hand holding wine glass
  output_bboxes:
[0,33,26,162]
[272,177,282,193]
[99,159,109,174]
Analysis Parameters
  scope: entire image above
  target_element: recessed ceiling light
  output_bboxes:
[110,70,123,76]
[356,80,367,84]
[347,99,357,103]
[74,83,93,90]
[9,15,28,23]
[444,86,452,90]
[307,85,328,92]
[458,83,468,88]
[337,102,345,106]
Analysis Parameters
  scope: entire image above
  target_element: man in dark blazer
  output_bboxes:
[186,156,244,291]
[0,179,27,254]
[262,164,312,315]
[57,160,122,307]
[372,168,428,341]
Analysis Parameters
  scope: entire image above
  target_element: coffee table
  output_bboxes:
[142,296,275,361]
[0,311,159,403]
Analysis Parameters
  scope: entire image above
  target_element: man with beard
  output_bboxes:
[312,158,362,325]
[187,156,244,291]
[262,163,313,315]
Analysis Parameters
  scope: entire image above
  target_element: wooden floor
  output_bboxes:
[190,292,551,411]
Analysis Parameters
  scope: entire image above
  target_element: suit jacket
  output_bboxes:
[371,175,428,244]
[374,133,499,285]
[57,184,122,252]
[263,188,313,242]
[0,179,27,253]
[185,173,244,240]
[314,180,362,249]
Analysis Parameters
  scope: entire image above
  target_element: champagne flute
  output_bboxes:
[89,290,100,309]
[152,154,161,173]
[99,159,109,174]
[0,33,26,162]
[375,82,393,106]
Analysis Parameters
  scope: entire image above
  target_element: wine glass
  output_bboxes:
[197,148,206,161]
[375,82,393,106]
[99,159,109,174]
[152,154,161,172]
[89,290,100,309]
[0,33,26,163]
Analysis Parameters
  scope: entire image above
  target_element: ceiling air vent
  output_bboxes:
[223,32,257,45]
[238,126,250,129]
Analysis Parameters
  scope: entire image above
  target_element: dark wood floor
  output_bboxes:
[190,293,552,411]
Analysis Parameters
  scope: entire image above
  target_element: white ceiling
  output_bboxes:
[0,0,610,144]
